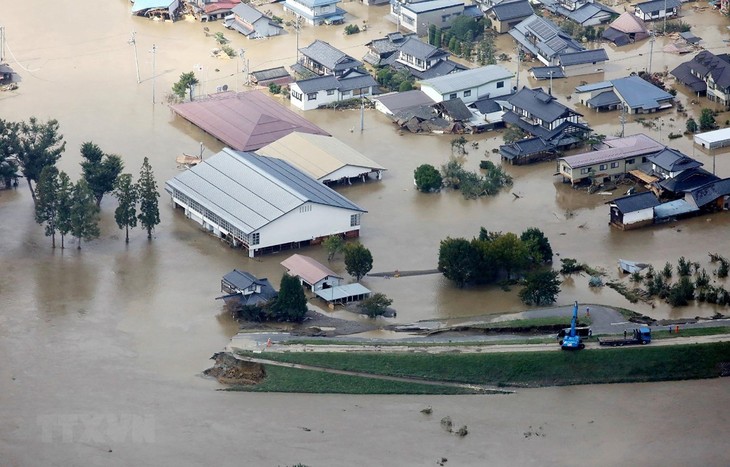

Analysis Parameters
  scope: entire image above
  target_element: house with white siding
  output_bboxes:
[417,65,514,104]
[224,3,283,39]
[289,70,378,110]
[165,149,366,257]
[283,0,344,25]
[633,0,681,22]
[392,0,465,37]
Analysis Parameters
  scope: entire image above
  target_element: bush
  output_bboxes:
[344,24,360,35]
[560,258,583,274]
[359,293,393,318]
[268,83,282,94]
[414,164,442,192]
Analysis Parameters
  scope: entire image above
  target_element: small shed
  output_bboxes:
[281,254,343,291]
[249,67,293,87]
[315,283,371,304]
[609,191,660,230]
[694,127,730,150]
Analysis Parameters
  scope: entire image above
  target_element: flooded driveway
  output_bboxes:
[1,1,729,465]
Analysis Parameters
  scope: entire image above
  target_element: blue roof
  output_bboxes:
[611,75,673,111]
[635,0,681,13]
[575,81,613,93]
[654,199,698,219]
[586,90,621,108]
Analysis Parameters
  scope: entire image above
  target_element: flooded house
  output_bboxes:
[280,254,343,291]
[223,3,284,39]
[633,0,681,22]
[575,75,674,114]
[417,65,514,104]
[535,0,616,27]
[499,86,591,164]
[370,90,435,116]
[557,133,665,186]
[671,51,730,107]
[510,14,608,77]
[294,39,363,78]
[131,0,181,19]
[282,0,345,25]
[165,149,366,257]
[256,132,386,184]
[188,0,239,21]
[601,12,650,46]
[218,270,277,307]
[385,36,467,80]
[391,0,467,37]
[289,70,378,110]
[609,191,661,230]
[486,0,534,34]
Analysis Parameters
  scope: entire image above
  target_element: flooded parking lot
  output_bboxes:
[1,1,729,464]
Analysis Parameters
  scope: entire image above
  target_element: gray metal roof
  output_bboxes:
[575,81,613,93]
[635,0,681,13]
[510,15,584,60]
[670,62,707,93]
[250,66,291,82]
[336,71,378,92]
[529,66,565,80]
[689,178,730,207]
[300,40,363,72]
[559,134,664,169]
[315,283,371,302]
[648,148,702,173]
[586,90,621,108]
[371,90,436,114]
[558,49,608,66]
[231,3,265,23]
[418,65,513,95]
[653,199,697,219]
[397,37,445,61]
[294,75,340,93]
[490,0,533,21]
[611,191,660,212]
[437,98,473,121]
[658,167,718,194]
[507,86,578,122]
[403,0,464,13]
[165,149,365,234]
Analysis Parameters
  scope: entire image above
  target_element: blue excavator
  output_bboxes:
[560,301,585,350]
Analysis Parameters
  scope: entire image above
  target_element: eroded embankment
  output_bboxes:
[204,352,266,385]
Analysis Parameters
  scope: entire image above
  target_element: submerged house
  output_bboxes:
[281,254,343,291]
[190,1,240,21]
[609,191,661,230]
[295,40,363,78]
[392,0,466,37]
[417,65,513,104]
[671,51,730,107]
[575,75,674,114]
[500,87,590,164]
[536,0,616,27]
[164,149,366,257]
[224,3,284,39]
[510,14,608,77]
[557,133,665,186]
[288,69,379,110]
[634,0,681,22]
[131,0,180,19]
[486,0,534,34]
[391,36,467,80]
[602,12,650,46]
[219,270,277,307]
[283,0,345,25]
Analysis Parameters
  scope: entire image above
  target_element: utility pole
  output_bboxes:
[129,30,141,84]
[648,31,655,74]
[663,0,668,36]
[515,44,520,91]
[295,16,301,64]
[151,44,156,104]
[0,26,5,63]
[619,104,626,138]
[237,48,245,92]
[360,97,365,132]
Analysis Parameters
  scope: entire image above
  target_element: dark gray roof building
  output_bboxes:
[490,0,533,21]
[612,191,661,212]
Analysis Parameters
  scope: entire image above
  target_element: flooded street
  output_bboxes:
[1,1,730,464]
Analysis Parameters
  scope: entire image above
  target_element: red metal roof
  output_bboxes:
[170,91,330,152]
[204,1,239,14]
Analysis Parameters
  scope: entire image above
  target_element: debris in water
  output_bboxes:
[440,416,453,433]
[421,406,433,415]
[456,425,468,437]
[299,426,311,432]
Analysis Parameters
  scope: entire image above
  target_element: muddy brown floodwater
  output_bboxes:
[1,1,730,465]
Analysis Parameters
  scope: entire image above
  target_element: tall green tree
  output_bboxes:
[56,171,74,249]
[359,293,393,318]
[137,157,160,239]
[344,242,373,281]
[113,173,138,243]
[0,118,20,188]
[699,108,717,131]
[520,228,553,264]
[271,273,308,322]
[172,71,200,101]
[490,232,528,280]
[438,237,475,288]
[16,117,66,204]
[69,179,100,249]
[323,234,344,261]
[519,270,561,306]
[414,164,442,192]
[80,142,124,207]
[34,166,61,248]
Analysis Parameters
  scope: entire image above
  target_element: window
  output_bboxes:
[327,89,335,95]
[291,90,302,100]
[626,158,635,165]
[449,93,457,100]
[251,233,260,245]
[307,93,317,101]
[496,81,505,88]
[599,164,607,171]
[580,168,590,175]
[350,214,360,227]
[342,90,351,97]
[610,162,620,169]
[299,205,312,213]
[463,90,471,98]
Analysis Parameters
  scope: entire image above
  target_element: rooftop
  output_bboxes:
[169,91,330,152]
[611,75,674,111]
[559,134,664,169]
[403,0,464,13]
[611,191,661,212]
[281,254,343,285]
[418,65,513,95]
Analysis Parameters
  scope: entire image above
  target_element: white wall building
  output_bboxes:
[165,149,366,257]
[393,0,465,36]
[418,65,513,104]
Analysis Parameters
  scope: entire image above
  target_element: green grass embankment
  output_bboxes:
[246,342,730,389]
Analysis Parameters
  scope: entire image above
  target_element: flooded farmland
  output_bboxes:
[1,1,729,465]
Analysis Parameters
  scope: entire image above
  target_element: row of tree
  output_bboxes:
[322,236,373,281]
[414,157,513,199]
[0,116,160,247]
[34,157,160,248]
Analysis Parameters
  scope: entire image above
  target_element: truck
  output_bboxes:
[560,301,585,350]
[598,327,652,346]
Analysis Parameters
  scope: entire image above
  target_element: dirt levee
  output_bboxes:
[204,352,265,385]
